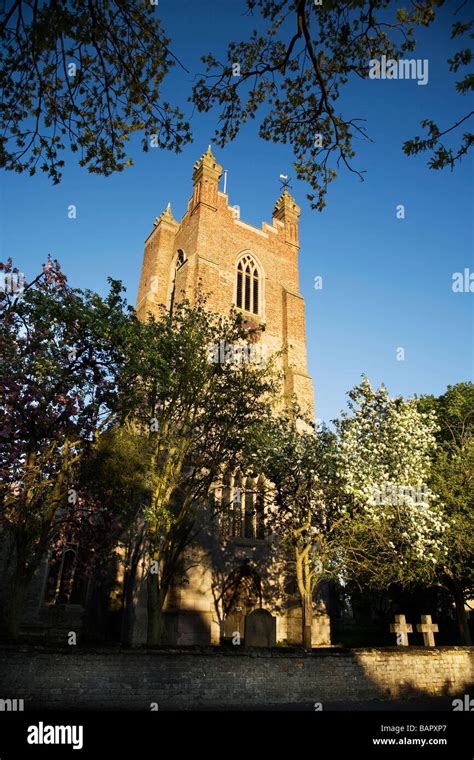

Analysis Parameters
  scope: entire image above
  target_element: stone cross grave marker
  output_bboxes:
[390,614,413,646]
[417,615,439,646]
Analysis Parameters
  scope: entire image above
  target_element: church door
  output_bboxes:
[222,564,262,643]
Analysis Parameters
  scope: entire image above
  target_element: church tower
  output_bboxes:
[135,149,329,647]
[137,146,315,418]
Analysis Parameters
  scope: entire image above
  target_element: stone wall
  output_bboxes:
[0,646,472,710]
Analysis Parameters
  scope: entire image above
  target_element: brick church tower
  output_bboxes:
[134,148,330,646]
[137,146,315,418]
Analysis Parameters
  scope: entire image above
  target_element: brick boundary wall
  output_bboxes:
[0,646,472,710]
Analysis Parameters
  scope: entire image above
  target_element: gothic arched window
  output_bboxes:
[236,255,259,315]
[256,477,266,539]
[244,476,256,539]
[169,250,186,313]
[221,472,232,538]
[44,543,90,606]
[233,474,243,538]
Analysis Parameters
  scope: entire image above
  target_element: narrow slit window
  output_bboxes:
[237,265,243,308]
[244,267,251,311]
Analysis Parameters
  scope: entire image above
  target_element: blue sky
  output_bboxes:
[1,0,472,424]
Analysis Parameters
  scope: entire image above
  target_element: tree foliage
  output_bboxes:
[1,1,471,204]
[0,0,191,182]
[0,256,129,637]
[191,0,442,210]
[403,17,473,170]
[118,299,280,644]
[417,383,474,644]
[255,411,343,645]
[335,378,448,589]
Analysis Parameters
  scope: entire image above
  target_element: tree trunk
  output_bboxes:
[121,568,137,647]
[451,578,471,646]
[302,590,313,648]
[295,544,313,648]
[146,573,167,646]
[120,536,144,647]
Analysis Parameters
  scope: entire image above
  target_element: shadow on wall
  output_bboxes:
[0,646,472,710]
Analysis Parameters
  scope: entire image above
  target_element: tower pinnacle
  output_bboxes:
[153,202,176,228]
[191,146,222,211]
[272,189,300,245]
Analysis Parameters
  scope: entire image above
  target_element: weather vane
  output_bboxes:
[279,173,292,192]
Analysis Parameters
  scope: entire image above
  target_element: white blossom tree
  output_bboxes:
[335,378,449,588]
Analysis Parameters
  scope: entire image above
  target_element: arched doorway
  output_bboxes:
[222,562,262,643]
